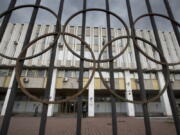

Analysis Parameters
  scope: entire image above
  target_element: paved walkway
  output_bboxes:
[0,116,176,135]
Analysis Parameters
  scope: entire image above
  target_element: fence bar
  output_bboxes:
[0,0,41,135]
[76,0,86,134]
[163,0,180,46]
[145,0,180,134]
[38,0,64,135]
[126,0,152,135]
[105,0,118,135]
[0,0,17,42]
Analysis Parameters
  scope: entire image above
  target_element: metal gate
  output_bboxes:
[0,0,180,135]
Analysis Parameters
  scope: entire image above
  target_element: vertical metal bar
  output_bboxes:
[145,0,180,134]
[163,0,180,46]
[0,0,41,135]
[126,0,152,135]
[105,0,118,135]
[0,0,17,42]
[76,0,86,135]
[39,0,64,135]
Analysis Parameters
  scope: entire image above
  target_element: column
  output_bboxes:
[1,68,15,116]
[47,69,57,117]
[88,70,95,117]
[124,71,135,116]
[157,72,172,116]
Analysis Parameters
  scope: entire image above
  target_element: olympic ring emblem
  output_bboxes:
[0,5,179,104]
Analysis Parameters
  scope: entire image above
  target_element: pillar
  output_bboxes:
[157,72,172,116]
[88,70,95,117]
[124,71,135,116]
[47,69,57,117]
[1,68,15,116]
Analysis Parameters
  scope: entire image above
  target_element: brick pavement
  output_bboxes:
[0,116,176,135]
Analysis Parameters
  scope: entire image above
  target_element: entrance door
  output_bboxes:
[60,102,77,113]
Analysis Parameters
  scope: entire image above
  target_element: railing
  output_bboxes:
[0,0,180,135]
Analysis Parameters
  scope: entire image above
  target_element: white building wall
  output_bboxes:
[0,23,179,71]
[0,23,180,116]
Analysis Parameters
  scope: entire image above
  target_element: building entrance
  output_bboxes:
[60,102,77,113]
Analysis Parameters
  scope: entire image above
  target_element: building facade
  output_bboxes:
[0,23,180,117]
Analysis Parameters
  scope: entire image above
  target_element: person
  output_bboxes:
[82,104,87,118]
[34,105,39,117]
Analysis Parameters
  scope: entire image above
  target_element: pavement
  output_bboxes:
[0,116,176,135]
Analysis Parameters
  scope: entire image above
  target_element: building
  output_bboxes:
[0,23,180,117]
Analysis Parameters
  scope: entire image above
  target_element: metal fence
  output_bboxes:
[0,0,180,135]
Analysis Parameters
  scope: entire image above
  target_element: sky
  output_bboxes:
[0,0,180,31]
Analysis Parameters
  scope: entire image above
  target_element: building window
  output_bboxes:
[94,36,99,45]
[57,71,64,77]
[75,71,79,78]
[85,36,90,44]
[175,74,180,80]
[103,52,108,59]
[85,27,90,36]
[78,27,82,37]
[102,28,106,36]
[102,36,106,45]
[27,70,36,77]
[111,28,114,37]
[37,70,46,77]
[83,71,89,78]
[94,27,98,36]
[0,69,9,77]
[65,71,72,78]
[21,70,27,77]
[70,26,74,34]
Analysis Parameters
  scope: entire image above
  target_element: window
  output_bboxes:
[0,70,9,77]
[94,36,99,45]
[102,36,106,45]
[60,36,64,45]
[21,70,27,77]
[112,46,116,53]
[58,50,63,60]
[75,71,79,78]
[27,70,36,77]
[94,27,98,36]
[83,71,89,78]
[70,26,74,34]
[103,52,108,59]
[57,71,64,77]
[37,70,45,77]
[68,37,73,44]
[85,36,90,44]
[65,71,72,78]
[102,28,106,36]
[111,28,114,37]
[175,74,180,80]
[8,70,12,76]
[78,27,82,37]
[94,46,99,52]
[85,27,90,36]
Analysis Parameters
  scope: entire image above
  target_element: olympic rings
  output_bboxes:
[15,32,96,104]
[133,13,180,66]
[97,35,170,104]
[0,5,61,61]
[62,8,130,63]
[0,4,179,105]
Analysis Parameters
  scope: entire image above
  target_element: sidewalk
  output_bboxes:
[0,116,176,135]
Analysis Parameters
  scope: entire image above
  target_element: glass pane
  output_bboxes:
[27,70,35,77]
[37,70,45,77]
[65,71,72,78]
[94,36,98,45]
[83,71,89,78]
[0,69,8,76]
